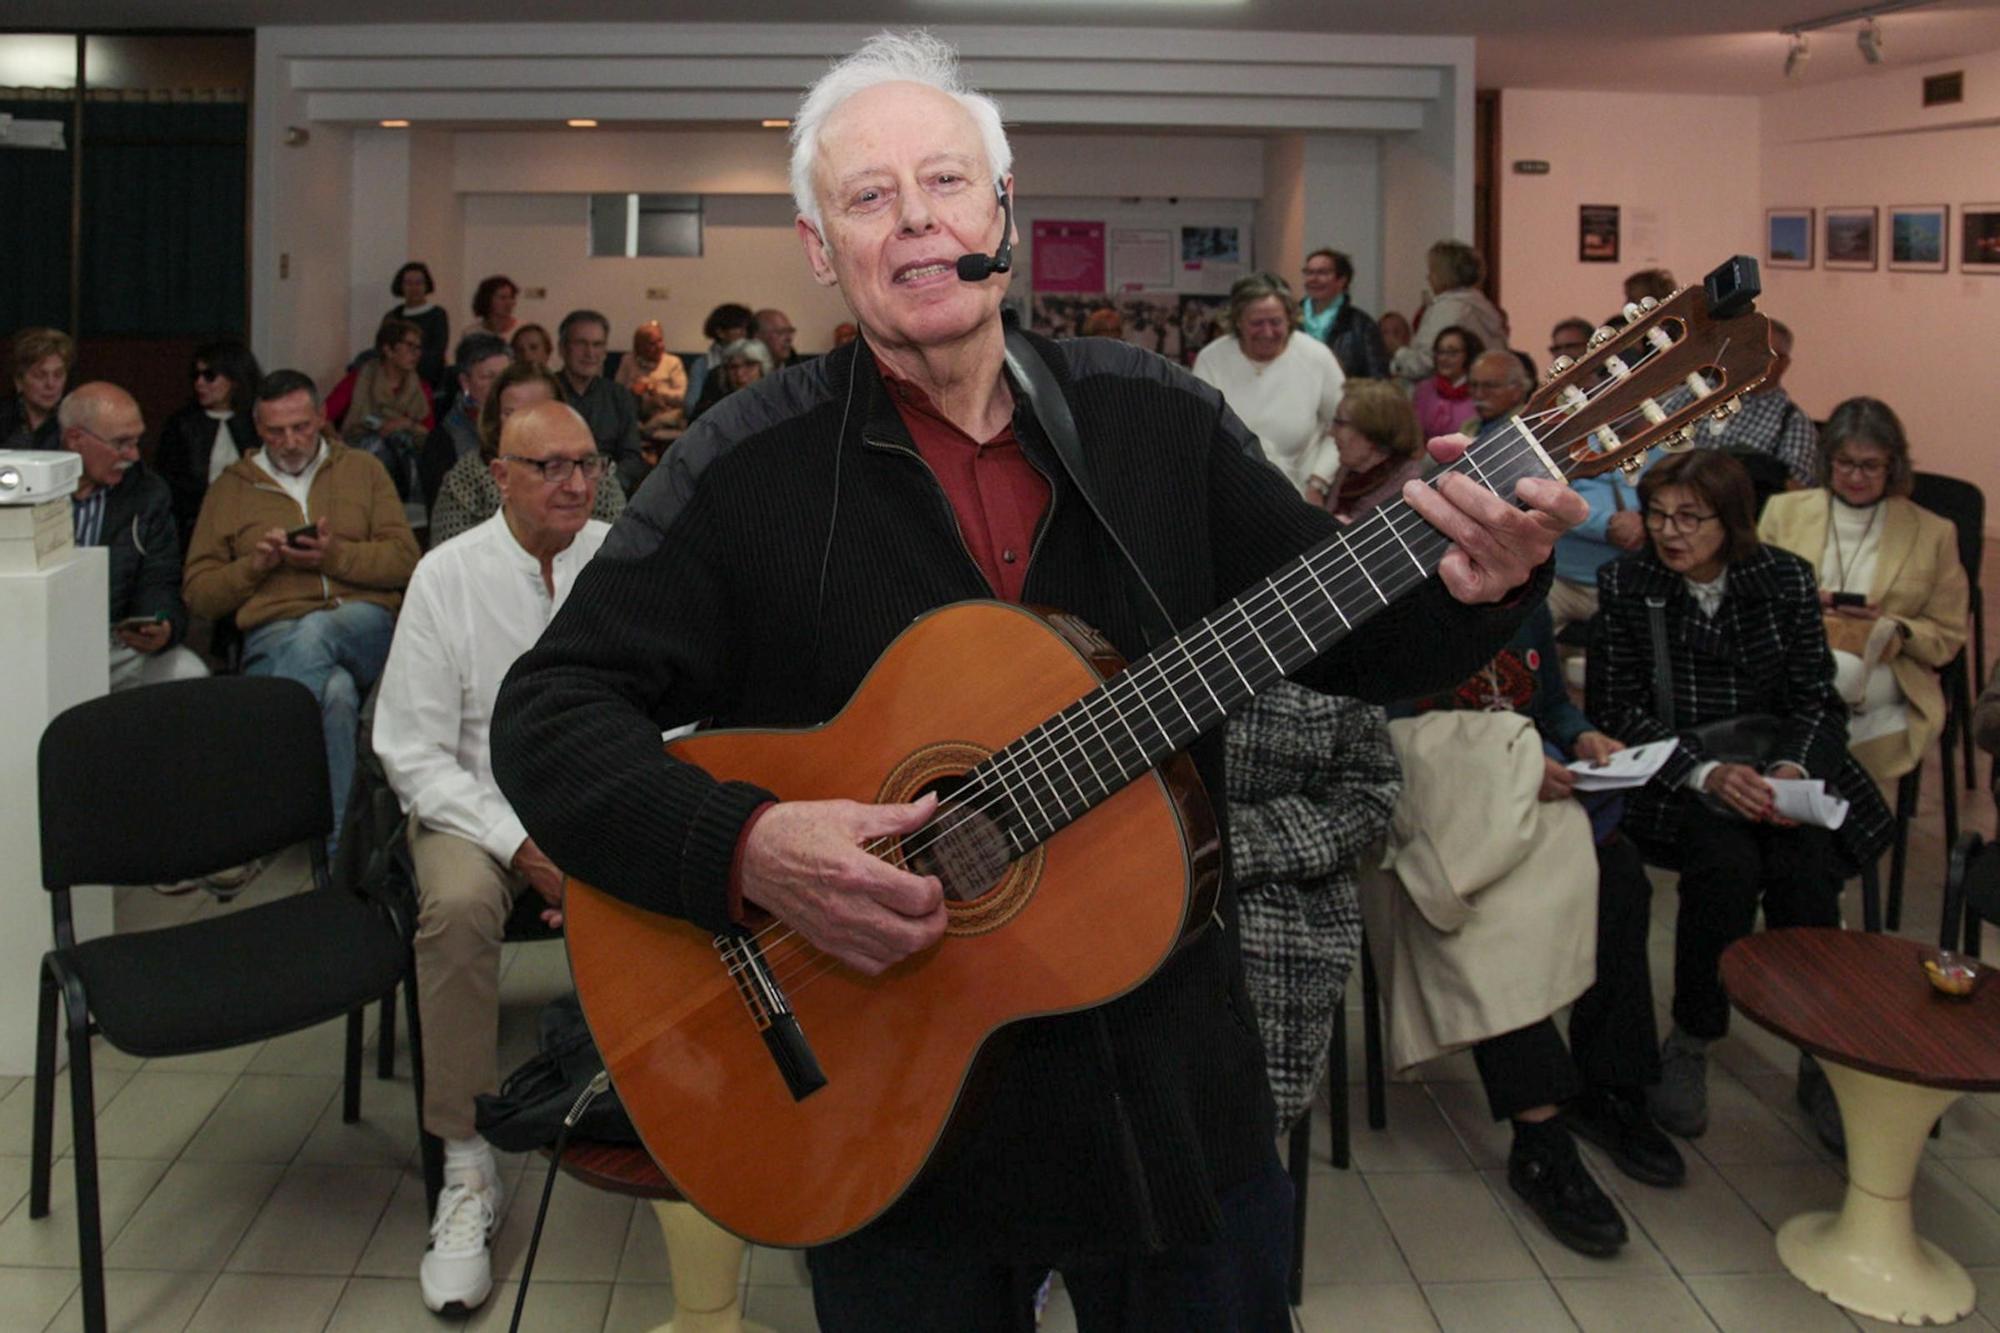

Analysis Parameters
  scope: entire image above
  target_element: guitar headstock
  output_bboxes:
[1522,256,1775,482]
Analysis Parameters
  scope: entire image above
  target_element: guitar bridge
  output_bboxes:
[717,933,827,1102]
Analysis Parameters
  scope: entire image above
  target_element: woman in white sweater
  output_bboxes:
[1192,272,1346,502]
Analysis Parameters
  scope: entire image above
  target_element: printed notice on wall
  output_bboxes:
[1178,226,1243,292]
[1109,228,1175,292]
[1031,219,1107,293]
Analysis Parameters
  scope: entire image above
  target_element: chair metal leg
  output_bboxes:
[1962,657,1979,791]
[376,987,397,1081]
[1860,861,1883,934]
[401,947,444,1216]
[1327,997,1350,1170]
[1888,769,1917,929]
[61,974,107,1333]
[1361,948,1387,1132]
[1286,1112,1311,1306]
[342,1008,365,1123]
[1943,742,1961,867]
[30,959,59,1218]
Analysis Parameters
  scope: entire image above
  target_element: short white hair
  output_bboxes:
[789,30,1012,233]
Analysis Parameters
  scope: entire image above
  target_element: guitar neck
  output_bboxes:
[962,420,1561,855]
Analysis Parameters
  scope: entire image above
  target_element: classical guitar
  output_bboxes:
[565,257,1778,1247]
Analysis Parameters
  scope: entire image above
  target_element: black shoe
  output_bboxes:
[1796,1054,1846,1157]
[1508,1119,1628,1258]
[1561,1087,1687,1188]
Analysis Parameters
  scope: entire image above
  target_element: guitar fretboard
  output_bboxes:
[947,419,1561,860]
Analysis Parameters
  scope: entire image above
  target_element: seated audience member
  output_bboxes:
[1698,320,1816,486]
[59,383,208,691]
[510,323,553,371]
[185,370,420,856]
[1623,268,1676,309]
[613,319,688,453]
[1191,271,1345,501]
[340,317,437,527]
[752,308,806,368]
[553,309,646,496]
[1378,310,1412,358]
[429,361,624,546]
[680,302,754,417]
[470,274,519,338]
[420,332,511,516]
[1300,247,1391,380]
[1227,682,1396,1130]
[1466,349,1530,445]
[1410,326,1482,443]
[374,401,612,1315]
[1587,450,1893,1150]
[154,340,262,553]
[3,327,74,451]
[1548,317,1593,368]
[1759,397,1967,783]
[831,321,859,348]
[1549,461,1647,635]
[687,338,774,422]
[1980,664,2000,758]
[1080,307,1123,338]
[1401,603,1680,1254]
[1391,240,1508,382]
[1325,379,1426,522]
[385,261,450,388]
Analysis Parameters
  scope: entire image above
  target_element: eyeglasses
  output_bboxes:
[78,425,143,453]
[1302,267,1336,278]
[1467,379,1514,392]
[1831,456,1889,477]
[194,367,222,382]
[1549,340,1588,356]
[500,453,609,484]
[397,340,423,352]
[1331,416,1354,428]
[1642,507,1719,534]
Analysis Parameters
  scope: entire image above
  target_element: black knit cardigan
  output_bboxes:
[491,330,1540,1258]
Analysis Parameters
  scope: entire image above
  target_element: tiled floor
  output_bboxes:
[8,580,1997,1331]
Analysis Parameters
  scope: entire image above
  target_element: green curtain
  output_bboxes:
[0,98,76,333]
[79,101,246,337]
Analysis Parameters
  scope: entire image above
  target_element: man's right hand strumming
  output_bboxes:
[741,793,946,976]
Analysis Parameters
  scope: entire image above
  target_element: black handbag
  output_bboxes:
[474,993,638,1151]
[1645,596,1782,810]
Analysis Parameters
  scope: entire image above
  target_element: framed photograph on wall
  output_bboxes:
[1963,205,2000,274]
[1888,206,1949,272]
[1824,207,1878,270]
[1766,208,1813,269]
[1578,204,1620,263]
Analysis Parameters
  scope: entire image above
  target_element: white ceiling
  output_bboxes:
[10,0,2000,94]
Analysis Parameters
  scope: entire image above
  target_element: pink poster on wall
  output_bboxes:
[1032,219,1107,292]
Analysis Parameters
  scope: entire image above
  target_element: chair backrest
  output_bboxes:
[1911,471,1985,593]
[1724,449,1790,519]
[38,676,332,890]
[1944,832,2000,955]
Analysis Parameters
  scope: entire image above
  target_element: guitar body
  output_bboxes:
[564,600,1220,1248]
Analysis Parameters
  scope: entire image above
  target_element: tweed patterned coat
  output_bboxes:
[1225,683,1400,1128]
[1587,544,1895,869]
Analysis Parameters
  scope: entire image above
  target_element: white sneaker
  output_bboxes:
[419,1176,503,1314]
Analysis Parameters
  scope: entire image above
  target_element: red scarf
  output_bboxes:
[1429,374,1471,401]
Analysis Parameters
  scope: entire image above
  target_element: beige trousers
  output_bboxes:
[1546,577,1601,634]
[409,818,526,1139]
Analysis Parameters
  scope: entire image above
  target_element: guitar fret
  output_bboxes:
[1300,554,1351,629]
[1341,534,1389,605]
[1385,512,1428,577]
[1176,634,1225,714]
[1233,598,1285,674]
[1203,617,1253,694]
[1270,581,1317,656]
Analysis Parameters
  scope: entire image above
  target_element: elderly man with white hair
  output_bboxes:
[373,400,611,1314]
[56,382,209,691]
[493,31,1587,1329]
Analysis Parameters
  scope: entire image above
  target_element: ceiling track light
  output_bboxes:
[1784,32,1810,79]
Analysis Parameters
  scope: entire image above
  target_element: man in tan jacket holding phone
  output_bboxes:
[185,368,420,854]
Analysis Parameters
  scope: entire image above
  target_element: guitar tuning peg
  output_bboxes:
[1711,407,1731,423]
[1587,325,1617,349]
[1724,396,1744,415]
[1548,354,1575,378]
[1620,453,1647,474]
[1639,296,1660,311]
[1622,302,1644,324]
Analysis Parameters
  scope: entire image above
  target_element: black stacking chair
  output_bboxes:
[1942,829,2000,958]
[1911,472,1985,792]
[32,678,417,1333]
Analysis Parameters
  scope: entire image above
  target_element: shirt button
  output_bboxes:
[1002,548,1018,564]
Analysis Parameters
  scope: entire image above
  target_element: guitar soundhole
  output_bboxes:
[905,774,1014,903]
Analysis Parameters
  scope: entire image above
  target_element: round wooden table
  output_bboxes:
[1722,928,2000,1326]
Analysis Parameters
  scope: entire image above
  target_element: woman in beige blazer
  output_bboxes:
[1757,397,1968,782]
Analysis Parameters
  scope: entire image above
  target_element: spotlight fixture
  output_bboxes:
[379,118,410,128]
[761,118,792,129]
[1783,32,1809,79]
[1858,17,1885,63]
[567,118,598,128]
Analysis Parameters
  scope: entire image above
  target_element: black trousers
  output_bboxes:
[1660,816,1838,1040]
[1473,833,1660,1121]
[805,1153,1294,1333]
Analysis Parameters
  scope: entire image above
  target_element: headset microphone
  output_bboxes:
[955,182,1014,282]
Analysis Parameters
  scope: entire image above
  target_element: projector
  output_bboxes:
[0,450,81,505]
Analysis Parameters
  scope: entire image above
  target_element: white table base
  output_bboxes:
[646,1200,773,1333]
[1775,1061,1973,1326]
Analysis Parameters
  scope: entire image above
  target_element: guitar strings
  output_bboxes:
[723,359,1700,982]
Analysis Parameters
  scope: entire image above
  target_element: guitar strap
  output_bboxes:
[1003,327,1179,650]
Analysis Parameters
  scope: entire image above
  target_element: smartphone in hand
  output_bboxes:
[113,614,166,634]
[1830,591,1867,609]
[285,523,319,546]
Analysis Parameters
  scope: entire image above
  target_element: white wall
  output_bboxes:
[1381,64,1474,326]
[252,31,354,385]
[1759,49,2000,519]
[1498,89,1762,369]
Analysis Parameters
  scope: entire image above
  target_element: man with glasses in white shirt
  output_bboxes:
[372,400,611,1316]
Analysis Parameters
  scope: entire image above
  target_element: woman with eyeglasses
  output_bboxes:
[385,261,450,389]
[1323,379,1429,522]
[2,326,74,452]
[340,317,438,528]
[1192,271,1346,503]
[1410,325,1484,444]
[153,341,262,552]
[427,362,624,547]
[1757,397,1967,783]
[1587,450,1892,1154]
